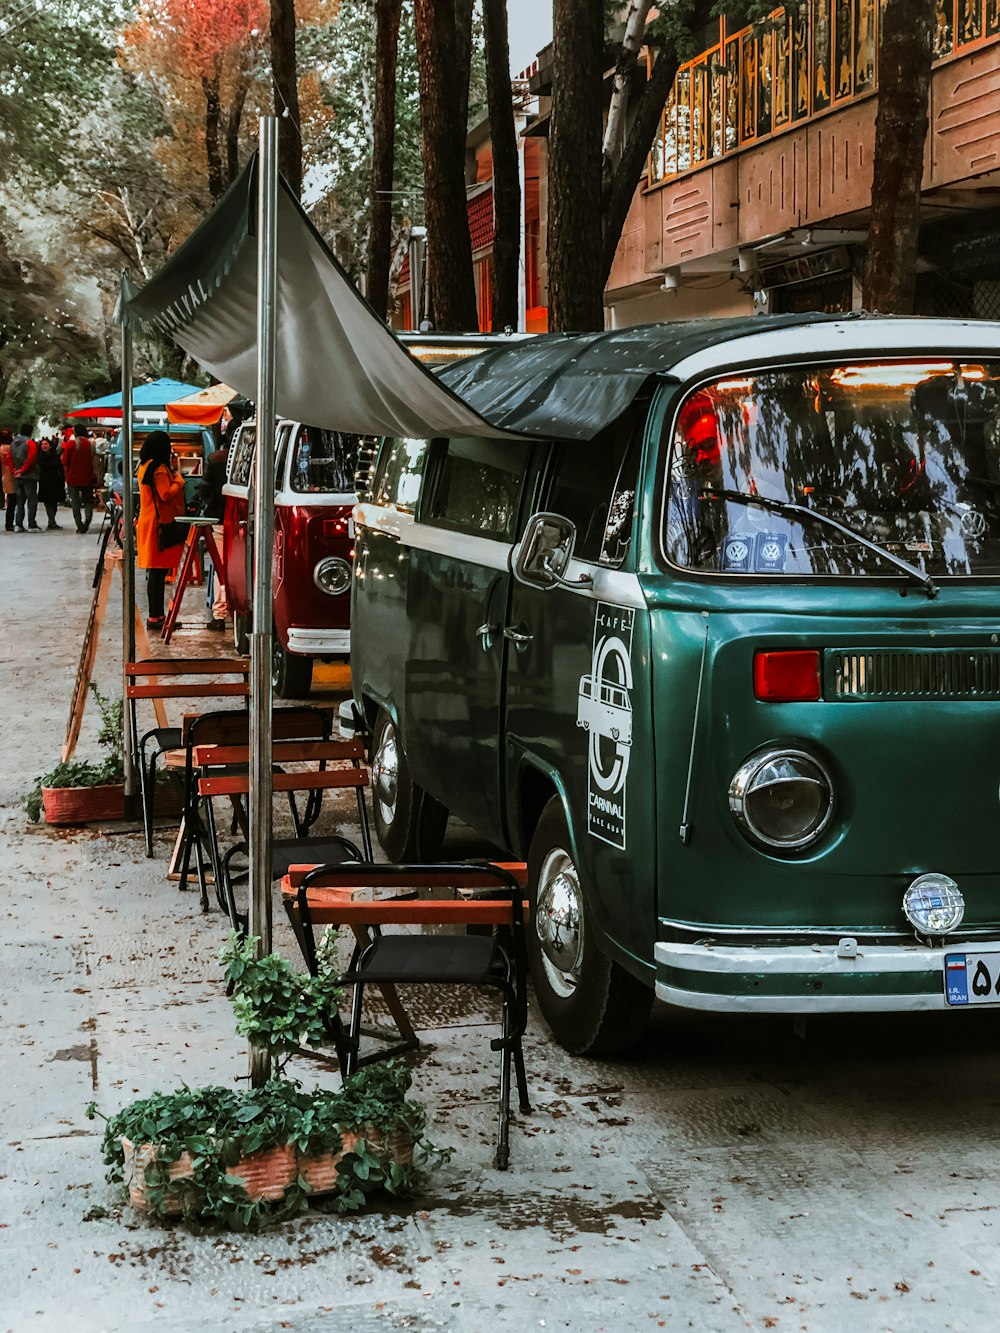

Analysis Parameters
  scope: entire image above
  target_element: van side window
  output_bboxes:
[547,412,642,565]
[373,437,428,514]
[227,426,256,487]
[291,426,359,494]
[425,436,526,539]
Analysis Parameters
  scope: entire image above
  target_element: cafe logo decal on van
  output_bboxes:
[577,602,634,849]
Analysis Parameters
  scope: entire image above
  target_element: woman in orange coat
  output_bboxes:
[137,430,186,629]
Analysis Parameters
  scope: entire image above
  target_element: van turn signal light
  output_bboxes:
[754,650,821,702]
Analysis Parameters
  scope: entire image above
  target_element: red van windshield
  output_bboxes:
[664,361,1000,579]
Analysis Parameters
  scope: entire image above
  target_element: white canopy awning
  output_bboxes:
[122,158,521,441]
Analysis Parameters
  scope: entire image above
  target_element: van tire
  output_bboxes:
[271,633,313,699]
[527,798,652,1056]
[371,709,449,861]
[233,611,250,656]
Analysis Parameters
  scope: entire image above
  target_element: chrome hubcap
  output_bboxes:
[373,725,399,826]
[535,848,584,998]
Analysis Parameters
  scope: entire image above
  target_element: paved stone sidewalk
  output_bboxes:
[2,528,999,1331]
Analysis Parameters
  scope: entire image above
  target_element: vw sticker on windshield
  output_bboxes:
[577,603,634,849]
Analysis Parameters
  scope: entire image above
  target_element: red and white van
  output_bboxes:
[222,420,359,697]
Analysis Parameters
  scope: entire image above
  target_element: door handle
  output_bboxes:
[502,626,533,646]
[476,622,499,650]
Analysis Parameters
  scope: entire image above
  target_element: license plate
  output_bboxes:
[944,951,1000,1005]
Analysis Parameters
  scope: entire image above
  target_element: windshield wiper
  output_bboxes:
[700,487,939,599]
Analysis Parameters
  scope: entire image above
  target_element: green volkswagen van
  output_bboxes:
[350,315,1000,1054]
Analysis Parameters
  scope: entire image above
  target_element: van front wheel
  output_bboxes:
[371,709,448,861]
[527,798,652,1055]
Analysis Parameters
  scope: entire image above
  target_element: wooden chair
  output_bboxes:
[283,860,531,1170]
[125,657,249,856]
[195,740,374,924]
[177,705,335,909]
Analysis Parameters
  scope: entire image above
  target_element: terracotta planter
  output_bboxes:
[42,782,125,825]
[122,1126,414,1216]
[122,1137,297,1216]
[296,1126,415,1196]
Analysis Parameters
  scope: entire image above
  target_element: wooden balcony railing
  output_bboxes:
[648,0,1000,186]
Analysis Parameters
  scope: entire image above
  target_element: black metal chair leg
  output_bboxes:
[177,815,195,893]
[513,1040,531,1113]
[494,991,513,1171]
[138,753,153,857]
[348,979,366,1077]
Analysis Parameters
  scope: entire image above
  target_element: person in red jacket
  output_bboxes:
[61,425,97,533]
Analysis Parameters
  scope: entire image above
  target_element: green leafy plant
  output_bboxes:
[220,929,345,1069]
[24,683,124,821]
[85,1064,448,1229]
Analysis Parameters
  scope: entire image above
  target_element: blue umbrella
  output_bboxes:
[65,377,204,419]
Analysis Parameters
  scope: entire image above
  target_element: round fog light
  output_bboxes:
[729,747,834,851]
[313,556,352,596]
[902,873,964,935]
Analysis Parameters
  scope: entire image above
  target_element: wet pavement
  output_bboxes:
[2,523,1000,1331]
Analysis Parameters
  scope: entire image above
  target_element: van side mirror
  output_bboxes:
[512,512,593,590]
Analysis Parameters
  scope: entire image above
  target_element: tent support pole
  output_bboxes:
[120,276,137,814]
[249,116,279,1088]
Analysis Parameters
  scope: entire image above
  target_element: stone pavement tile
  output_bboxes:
[414,1158,749,1332]
[0,1136,456,1333]
[639,1142,998,1328]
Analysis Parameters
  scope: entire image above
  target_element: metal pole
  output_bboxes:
[120,275,138,812]
[249,117,279,1087]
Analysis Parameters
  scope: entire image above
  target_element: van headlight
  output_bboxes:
[729,746,834,851]
[313,556,352,596]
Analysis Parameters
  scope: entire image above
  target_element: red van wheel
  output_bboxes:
[233,611,250,656]
[527,798,652,1055]
[371,709,448,861]
[271,633,313,699]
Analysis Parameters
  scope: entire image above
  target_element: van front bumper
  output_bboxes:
[286,627,350,656]
[654,937,1000,1012]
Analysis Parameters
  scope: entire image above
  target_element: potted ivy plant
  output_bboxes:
[25,684,126,825]
[25,683,183,826]
[86,1064,445,1227]
[83,931,448,1227]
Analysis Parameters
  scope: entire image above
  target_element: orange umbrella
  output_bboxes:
[165,382,238,426]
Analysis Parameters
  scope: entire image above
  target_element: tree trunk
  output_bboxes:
[862,0,936,313]
[202,60,225,202]
[414,0,478,330]
[548,0,605,331]
[226,70,250,189]
[600,0,713,288]
[367,0,403,321]
[269,0,301,197]
[483,0,520,331]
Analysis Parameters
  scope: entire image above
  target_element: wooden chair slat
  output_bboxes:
[192,739,365,766]
[284,862,528,890]
[199,769,368,797]
[283,896,527,927]
[126,682,250,699]
[126,658,249,677]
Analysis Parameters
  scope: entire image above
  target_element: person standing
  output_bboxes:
[136,430,186,629]
[11,423,40,531]
[61,425,97,532]
[199,434,230,630]
[0,429,16,532]
[37,437,66,529]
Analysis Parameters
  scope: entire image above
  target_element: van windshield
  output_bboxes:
[664,361,1000,579]
[291,426,359,495]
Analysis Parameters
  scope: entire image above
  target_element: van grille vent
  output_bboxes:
[827,649,1000,700]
